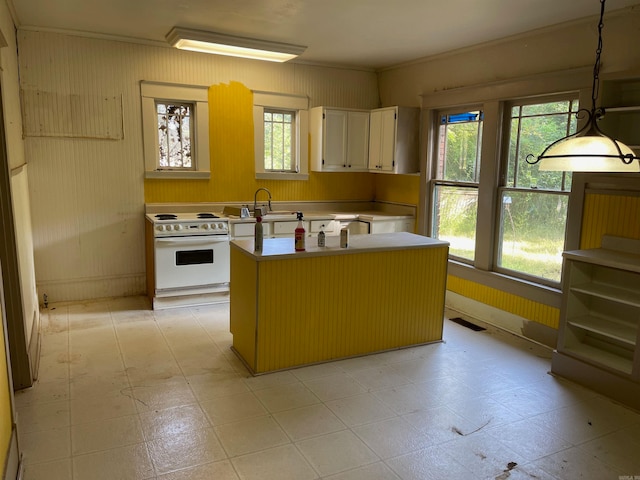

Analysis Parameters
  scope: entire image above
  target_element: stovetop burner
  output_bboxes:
[197,213,219,219]
[155,214,177,220]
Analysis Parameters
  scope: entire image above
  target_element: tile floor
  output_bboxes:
[15,295,640,480]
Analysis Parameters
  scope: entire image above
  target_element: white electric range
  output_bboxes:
[146,212,230,309]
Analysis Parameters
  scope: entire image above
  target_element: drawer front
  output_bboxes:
[232,223,255,237]
[273,221,299,234]
[310,220,335,233]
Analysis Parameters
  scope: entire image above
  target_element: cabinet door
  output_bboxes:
[323,110,348,169]
[346,111,370,170]
[379,108,397,172]
[368,109,383,170]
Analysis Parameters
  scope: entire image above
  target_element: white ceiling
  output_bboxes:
[9,0,640,69]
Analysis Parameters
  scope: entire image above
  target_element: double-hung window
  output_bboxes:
[141,81,210,179]
[497,97,578,284]
[431,109,483,262]
[253,91,309,180]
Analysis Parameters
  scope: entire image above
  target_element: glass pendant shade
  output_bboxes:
[538,135,640,172]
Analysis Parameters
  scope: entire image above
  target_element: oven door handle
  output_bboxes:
[155,236,229,247]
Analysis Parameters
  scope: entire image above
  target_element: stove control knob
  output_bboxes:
[174,224,182,231]
[156,225,165,232]
[217,223,225,230]
[166,225,173,231]
[202,224,210,230]
[210,223,217,230]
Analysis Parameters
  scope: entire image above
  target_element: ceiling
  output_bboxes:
[10,0,640,69]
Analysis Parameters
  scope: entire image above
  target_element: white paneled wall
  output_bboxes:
[18,30,379,302]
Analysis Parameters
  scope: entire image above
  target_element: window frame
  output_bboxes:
[253,91,309,180]
[419,67,594,309]
[141,81,210,179]
[430,106,484,264]
[493,94,579,287]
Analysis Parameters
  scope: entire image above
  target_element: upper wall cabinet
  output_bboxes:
[599,77,640,152]
[368,106,420,174]
[310,107,370,172]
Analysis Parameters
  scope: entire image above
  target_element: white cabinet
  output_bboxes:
[551,235,640,411]
[369,218,415,234]
[368,106,419,174]
[310,107,370,172]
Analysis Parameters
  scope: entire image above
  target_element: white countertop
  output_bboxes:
[227,210,413,224]
[232,232,449,261]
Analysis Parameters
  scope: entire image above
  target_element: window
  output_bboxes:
[432,110,483,261]
[496,97,578,284]
[253,91,308,180]
[141,81,210,179]
[156,102,193,169]
[263,109,296,172]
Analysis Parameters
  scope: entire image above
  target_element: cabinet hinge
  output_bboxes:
[394,113,397,120]
[392,161,395,167]
[322,159,325,165]
[322,113,325,119]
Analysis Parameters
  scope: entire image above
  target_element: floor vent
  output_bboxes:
[449,317,486,332]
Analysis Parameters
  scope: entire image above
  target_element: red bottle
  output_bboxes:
[294,211,306,252]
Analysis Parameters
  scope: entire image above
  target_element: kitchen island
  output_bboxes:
[230,232,449,374]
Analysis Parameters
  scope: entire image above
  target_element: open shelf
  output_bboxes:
[567,314,637,346]
[570,282,640,308]
[561,342,634,376]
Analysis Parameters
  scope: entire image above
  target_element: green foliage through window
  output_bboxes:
[156,102,193,169]
[264,109,295,172]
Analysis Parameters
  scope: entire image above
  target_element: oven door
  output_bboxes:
[154,235,230,291]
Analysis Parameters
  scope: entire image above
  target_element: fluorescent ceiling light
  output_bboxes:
[166,27,306,62]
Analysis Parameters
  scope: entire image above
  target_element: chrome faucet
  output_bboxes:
[253,187,272,214]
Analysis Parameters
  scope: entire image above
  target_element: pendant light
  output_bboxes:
[526,0,640,172]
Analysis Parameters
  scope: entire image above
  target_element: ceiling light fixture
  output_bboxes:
[526,0,640,172]
[166,27,306,63]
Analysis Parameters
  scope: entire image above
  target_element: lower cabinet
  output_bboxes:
[551,235,640,411]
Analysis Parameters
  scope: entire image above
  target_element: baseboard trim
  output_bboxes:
[3,427,21,480]
[445,290,558,348]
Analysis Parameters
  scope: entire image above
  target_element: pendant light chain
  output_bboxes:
[591,0,605,113]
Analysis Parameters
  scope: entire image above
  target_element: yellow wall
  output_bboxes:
[144,82,376,204]
[374,173,420,206]
[580,193,640,249]
[447,275,560,329]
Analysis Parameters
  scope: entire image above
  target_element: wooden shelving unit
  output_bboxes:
[551,236,640,410]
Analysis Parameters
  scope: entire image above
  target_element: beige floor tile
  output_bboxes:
[346,365,411,391]
[69,391,137,425]
[273,404,346,441]
[23,458,72,480]
[243,370,299,391]
[146,426,226,474]
[200,391,267,425]
[125,380,197,412]
[303,372,367,402]
[296,430,379,477]
[71,414,144,455]
[402,405,483,445]
[69,370,130,399]
[253,381,320,413]
[290,362,343,382]
[352,417,432,459]
[156,459,239,480]
[231,444,318,480]
[20,427,70,465]
[17,400,70,434]
[72,443,155,480]
[371,383,436,416]
[385,444,475,480]
[322,462,401,480]
[535,446,625,480]
[214,415,289,457]
[125,363,185,387]
[438,431,526,478]
[325,393,395,427]
[486,418,573,462]
[187,372,249,402]
[577,429,640,473]
[139,404,210,441]
[15,380,69,407]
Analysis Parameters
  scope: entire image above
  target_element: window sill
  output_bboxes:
[145,171,211,180]
[447,260,561,308]
[256,172,309,181]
